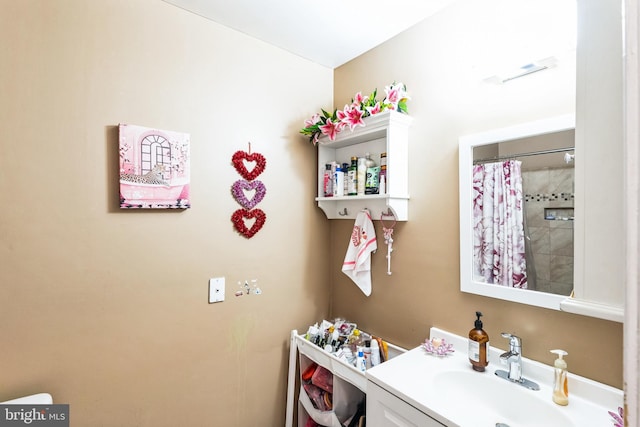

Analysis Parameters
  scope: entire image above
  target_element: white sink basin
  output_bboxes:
[366,327,623,427]
[432,370,573,426]
[1,393,53,404]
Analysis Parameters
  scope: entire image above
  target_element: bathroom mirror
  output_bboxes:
[459,115,576,310]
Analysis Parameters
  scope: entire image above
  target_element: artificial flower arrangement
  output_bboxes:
[300,82,410,146]
[422,337,455,357]
[608,406,624,427]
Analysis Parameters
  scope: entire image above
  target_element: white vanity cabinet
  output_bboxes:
[364,327,624,427]
[315,110,412,220]
[367,382,445,427]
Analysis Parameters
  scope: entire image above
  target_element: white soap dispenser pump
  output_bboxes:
[550,349,569,406]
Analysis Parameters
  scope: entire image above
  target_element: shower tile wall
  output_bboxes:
[522,167,574,296]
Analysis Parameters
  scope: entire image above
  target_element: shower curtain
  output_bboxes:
[472,160,528,288]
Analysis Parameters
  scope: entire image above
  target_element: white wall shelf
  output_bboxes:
[316,110,413,220]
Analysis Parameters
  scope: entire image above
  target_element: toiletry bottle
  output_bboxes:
[363,340,372,369]
[550,349,569,406]
[356,348,366,372]
[364,153,378,195]
[365,167,380,194]
[468,311,489,372]
[347,157,358,195]
[357,157,367,195]
[323,164,333,197]
[348,328,362,353]
[370,337,381,367]
[342,163,349,195]
[333,166,344,197]
[331,330,340,352]
[307,324,320,343]
[364,152,375,168]
[379,152,387,194]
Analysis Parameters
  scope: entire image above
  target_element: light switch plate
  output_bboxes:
[209,277,225,303]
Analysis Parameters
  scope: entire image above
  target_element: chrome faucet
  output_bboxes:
[499,333,523,381]
[495,332,540,390]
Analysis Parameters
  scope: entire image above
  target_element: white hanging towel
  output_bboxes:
[342,209,377,296]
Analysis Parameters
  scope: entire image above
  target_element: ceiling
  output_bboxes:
[162,0,456,68]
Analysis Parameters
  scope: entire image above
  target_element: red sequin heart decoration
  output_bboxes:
[231,208,266,238]
[232,151,266,181]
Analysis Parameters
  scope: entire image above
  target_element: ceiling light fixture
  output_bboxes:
[484,56,558,84]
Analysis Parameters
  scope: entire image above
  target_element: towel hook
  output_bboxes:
[338,208,348,216]
[382,208,395,217]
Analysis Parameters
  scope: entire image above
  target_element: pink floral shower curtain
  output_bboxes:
[472,160,527,288]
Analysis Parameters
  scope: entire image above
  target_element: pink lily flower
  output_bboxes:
[366,101,383,116]
[386,88,400,103]
[351,92,369,109]
[339,104,365,131]
[336,104,350,122]
[319,118,341,140]
[384,87,400,109]
[304,113,321,127]
[384,82,409,110]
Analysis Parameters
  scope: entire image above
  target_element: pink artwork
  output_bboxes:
[119,124,190,209]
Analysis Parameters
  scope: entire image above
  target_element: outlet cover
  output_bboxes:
[209,277,225,303]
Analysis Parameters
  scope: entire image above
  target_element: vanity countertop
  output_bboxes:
[366,327,623,427]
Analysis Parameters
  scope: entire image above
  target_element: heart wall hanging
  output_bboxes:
[232,149,267,181]
[230,143,267,239]
[231,179,266,210]
[231,208,266,239]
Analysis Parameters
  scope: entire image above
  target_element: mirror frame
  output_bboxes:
[459,114,576,310]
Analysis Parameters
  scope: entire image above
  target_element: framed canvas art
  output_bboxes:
[119,124,191,209]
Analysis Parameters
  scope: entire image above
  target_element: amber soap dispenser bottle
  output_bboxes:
[468,311,489,372]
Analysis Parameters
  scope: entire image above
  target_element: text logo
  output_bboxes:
[0,405,68,426]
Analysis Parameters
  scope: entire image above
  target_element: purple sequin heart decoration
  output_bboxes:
[231,179,266,209]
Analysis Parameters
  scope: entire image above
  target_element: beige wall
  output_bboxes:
[332,0,622,389]
[0,0,332,425]
[1,0,624,425]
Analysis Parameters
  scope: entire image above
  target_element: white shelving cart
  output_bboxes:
[285,329,406,427]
